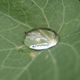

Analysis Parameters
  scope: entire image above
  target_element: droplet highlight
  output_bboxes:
[24,28,58,50]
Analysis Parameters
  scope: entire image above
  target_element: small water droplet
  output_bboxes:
[24,28,59,50]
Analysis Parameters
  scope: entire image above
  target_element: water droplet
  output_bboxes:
[24,28,59,50]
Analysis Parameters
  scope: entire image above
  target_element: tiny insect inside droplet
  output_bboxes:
[24,28,59,50]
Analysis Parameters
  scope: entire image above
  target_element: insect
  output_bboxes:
[24,28,58,50]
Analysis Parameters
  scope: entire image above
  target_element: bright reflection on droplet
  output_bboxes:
[24,28,59,50]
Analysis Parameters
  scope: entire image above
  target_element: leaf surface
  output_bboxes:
[0,0,80,80]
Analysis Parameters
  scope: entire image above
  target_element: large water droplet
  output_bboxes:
[24,28,58,50]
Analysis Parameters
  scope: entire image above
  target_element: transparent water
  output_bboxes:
[24,28,58,50]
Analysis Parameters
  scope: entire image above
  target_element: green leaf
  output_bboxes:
[0,0,80,80]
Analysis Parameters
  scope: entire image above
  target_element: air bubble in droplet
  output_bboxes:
[24,28,59,50]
